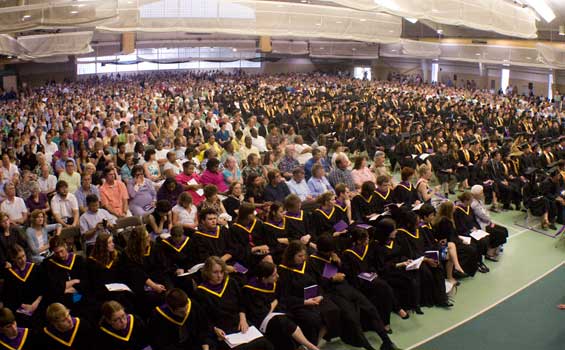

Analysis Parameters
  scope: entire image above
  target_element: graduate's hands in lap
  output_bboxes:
[331,273,346,282]
[300,234,311,244]
[214,327,226,340]
[238,319,249,333]
[226,265,236,274]
[424,258,438,268]
[305,296,323,306]
[176,268,185,276]
[151,284,166,293]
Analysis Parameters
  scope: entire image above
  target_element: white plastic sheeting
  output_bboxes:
[380,39,565,69]
[309,41,379,59]
[324,0,538,39]
[98,0,402,44]
[0,31,93,60]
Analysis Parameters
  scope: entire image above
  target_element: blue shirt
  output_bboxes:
[307,176,334,197]
[286,179,311,201]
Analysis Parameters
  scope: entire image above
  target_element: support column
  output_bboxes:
[421,59,429,83]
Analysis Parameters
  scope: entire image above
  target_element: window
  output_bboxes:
[76,47,260,75]
[353,67,371,80]
[501,68,510,94]
[431,62,439,83]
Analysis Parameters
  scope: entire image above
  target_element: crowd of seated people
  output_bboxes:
[0,71,562,349]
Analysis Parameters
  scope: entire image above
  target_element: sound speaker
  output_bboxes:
[259,36,272,53]
[121,33,135,55]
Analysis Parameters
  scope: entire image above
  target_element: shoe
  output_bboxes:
[386,328,393,334]
[449,190,455,195]
[380,342,402,350]
[479,262,490,272]
[414,307,424,315]
[490,206,500,213]
[549,223,557,230]
[485,255,499,262]
[438,301,454,308]
[453,270,468,279]
[515,204,522,211]
[397,310,410,320]
[444,193,449,198]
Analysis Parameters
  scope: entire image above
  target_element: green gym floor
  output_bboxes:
[324,207,565,350]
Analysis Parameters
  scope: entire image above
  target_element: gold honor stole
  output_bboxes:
[99,314,135,342]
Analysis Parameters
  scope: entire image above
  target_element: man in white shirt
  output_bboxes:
[38,164,57,195]
[250,128,268,153]
[286,168,314,202]
[163,151,183,177]
[43,133,58,163]
[1,154,19,183]
[294,135,313,165]
[51,180,80,227]
[154,139,170,165]
[80,194,116,252]
[0,182,28,225]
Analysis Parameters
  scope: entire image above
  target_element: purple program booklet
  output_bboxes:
[322,263,338,279]
[333,220,348,232]
[233,262,249,274]
[304,285,319,300]
[356,224,372,230]
[357,272,378,282]
[424,250,439,262]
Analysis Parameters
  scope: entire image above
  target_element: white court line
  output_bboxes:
[405,261,565,350]
[507,226,533,240]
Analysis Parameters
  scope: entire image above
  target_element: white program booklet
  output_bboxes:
[105,283,132,292]
[178,263,205,277]
[259,312,285,333]
[406,256,425,271]
[225,326,263,348]
[470,230,489,241]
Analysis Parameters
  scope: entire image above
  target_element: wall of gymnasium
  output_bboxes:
[373,57,558,97]
[14,59,77,87]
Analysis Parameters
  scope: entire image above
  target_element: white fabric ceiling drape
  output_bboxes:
[0,31,93,60]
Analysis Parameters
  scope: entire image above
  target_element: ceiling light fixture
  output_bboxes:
[360,18,367,22]
[405,17,418,24]
[524,0,555,23]
[70,10,78,14]
[437,29,443,35]
[22,15,31,20]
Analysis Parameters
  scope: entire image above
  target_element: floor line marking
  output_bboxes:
[405,261,565,350]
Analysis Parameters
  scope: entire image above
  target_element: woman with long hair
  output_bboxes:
[242,261,319,350]
[172,192,198,233]
[25,210,61,263]
[432,201,480,277]
[229,203,271,267]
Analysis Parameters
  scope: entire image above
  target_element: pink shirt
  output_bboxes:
[200,169,228,193]
[351,167,376,187]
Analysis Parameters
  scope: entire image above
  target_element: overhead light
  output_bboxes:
[22,15,31,20]
[431,9,439,13]
[352,48,357,51]
[475,53,481,56]
[524,0,555,23]
[319,47,324,50]
[525,56,532,59]
[6,56,12,59]
[391,49,396,52]
[559,25,565,36]
[70,10,78,14]
[315,23,321,26]
[232,48,237,52]
[300,0,307,2]
[359,18,367,22]
[336,21,342,24]
[389,30,394,33]
[405,17,418,24]
[437,29,443,35]
[503,63,510,66]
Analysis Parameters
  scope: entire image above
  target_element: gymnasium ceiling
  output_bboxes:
[0,0,564,68]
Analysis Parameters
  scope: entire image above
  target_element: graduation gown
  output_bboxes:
[306,254,384,349]
[195,277,273,350]
[190,226,232,264]
[277,261,340,344]
[374,240,420,310]
[311,206,350,251]
[262,219,288,264]
[395,228,448,307]
[341,244,397,325]
[351,194,375,223]
[433,218,479,277]
[157,236,194,272]
[391,181,418,207]
[148,299,213,350]
[453,204,489,255]
[98,314,149,350]
[242,278,299,350]
[373,189,393,214]
[42,254,92,313]
[283,211,312,242]
[0,327,33,350]
[2,262,43,326]
[39,317,93,350]
[229,219,265,267]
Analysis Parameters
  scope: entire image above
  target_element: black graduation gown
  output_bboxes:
[195,277,273,350]
[42,254,92,314]
[341,244,397,325]
[306,254,386,349]
[311,207,350,251]
[0,327,33,350]
[241,278,299,350]
[374,240,420,310]
[434,152,455,183]
[157,236,194,271]
[453,204,489,255]
[373,189,393,214]
[98,314,149,350]
[147,300,213,350]
[277,261,340,344]
[433,218,479,277]
[190,226,232,264]
[395,228,448,307]
[351,194,375,223]
[38,317,93,350]
[391,182,418,207]
[2,262,43,327]
[261,220,288,264]
[283,211,311,242]
[229,219,265,267]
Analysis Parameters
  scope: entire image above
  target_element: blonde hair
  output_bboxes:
[101,300,124,324]
[201,256,227,281]
[433,201,454,227]
[46,303,68,324]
